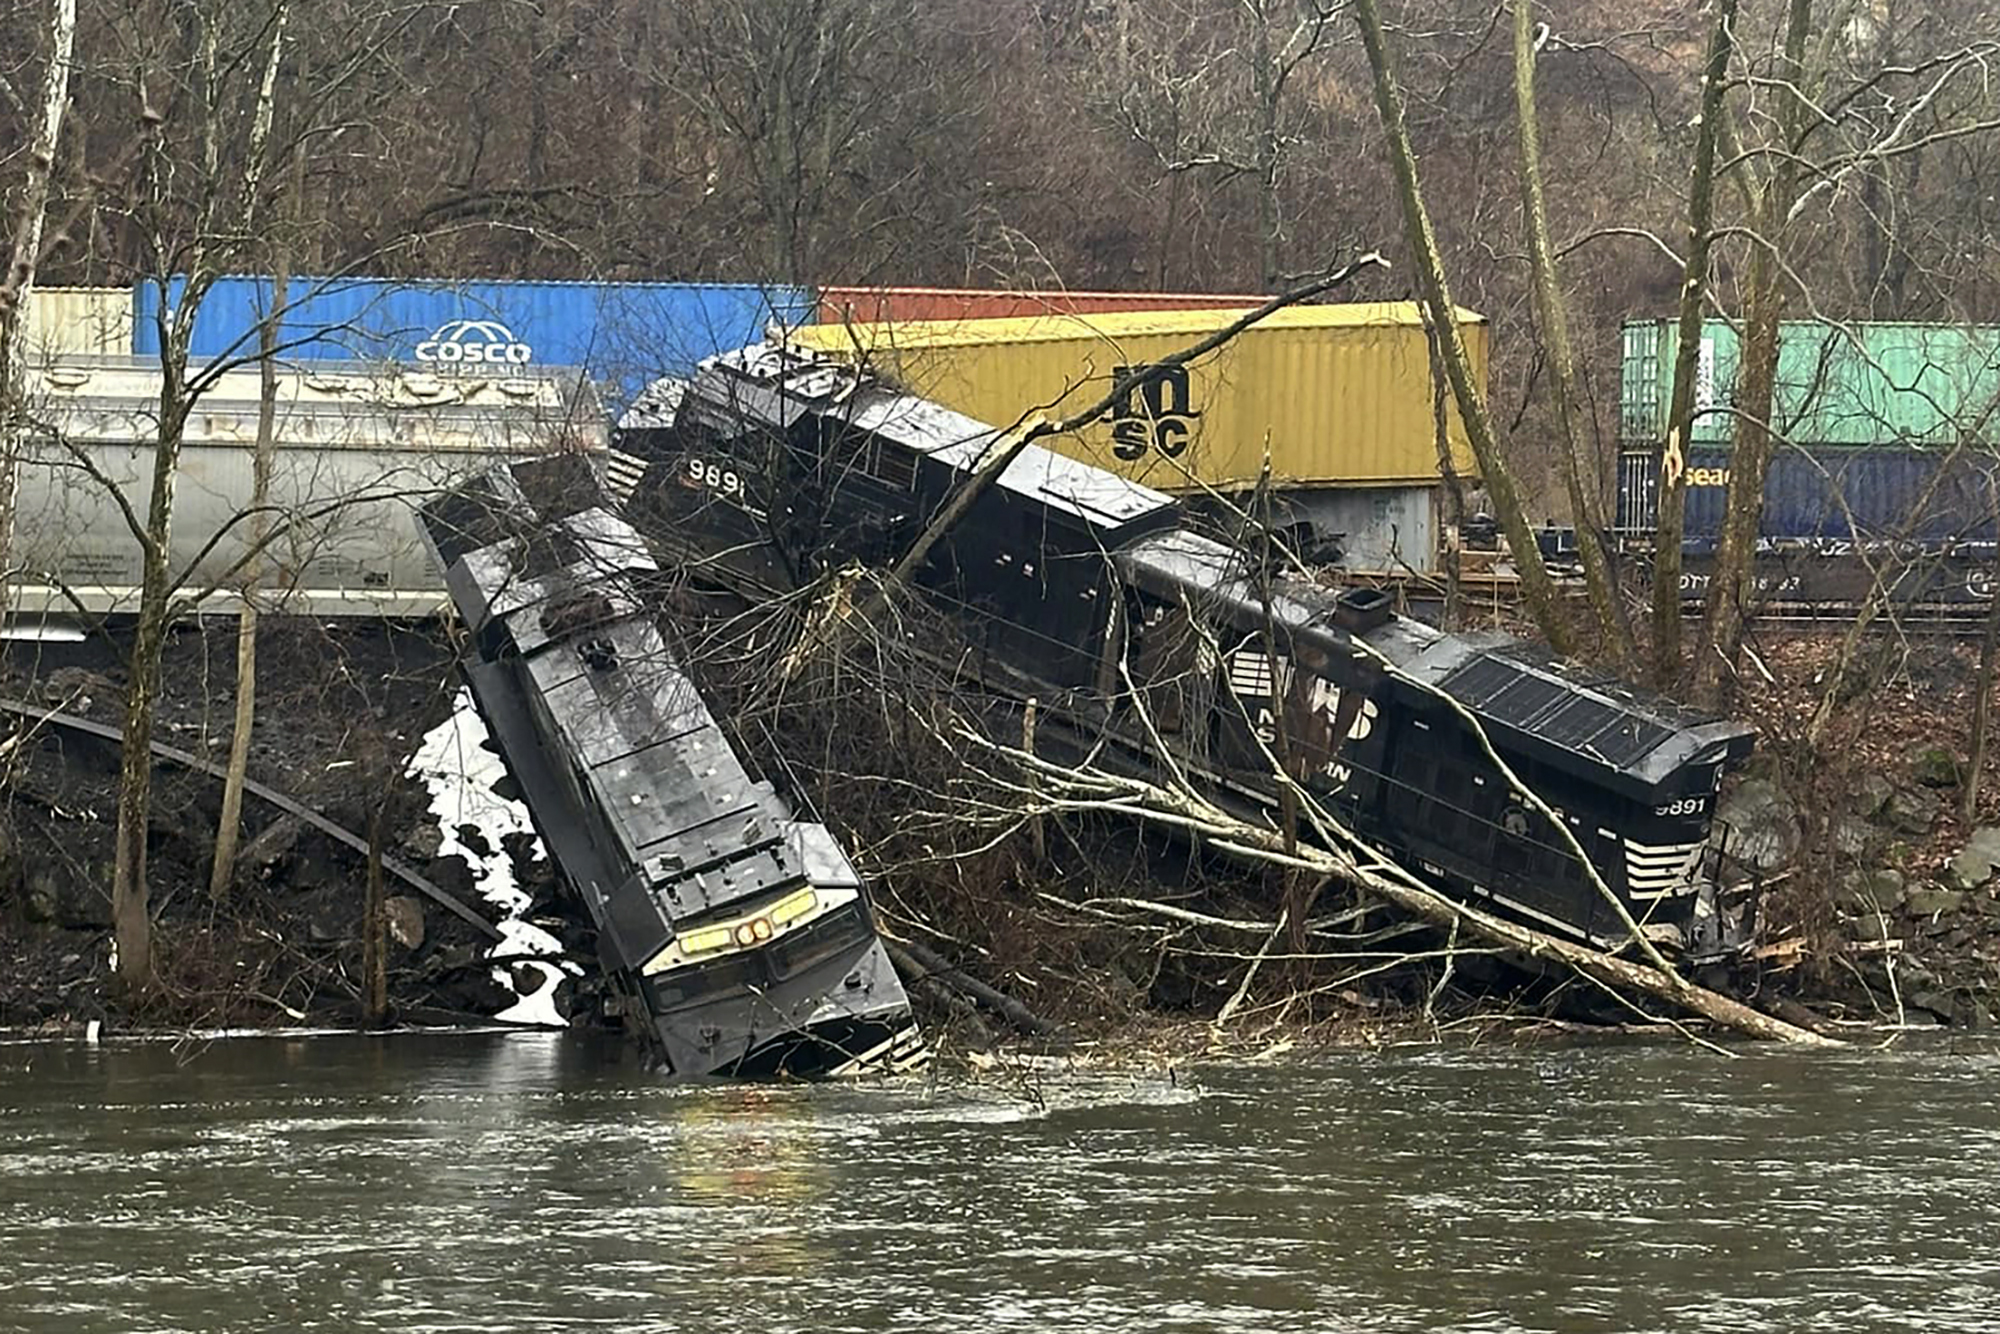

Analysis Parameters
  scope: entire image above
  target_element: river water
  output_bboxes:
[1,1031,1996,1333]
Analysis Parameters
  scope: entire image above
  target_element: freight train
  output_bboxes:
[418,456,924,1077]
[1616,318,2000,611]
[618,345,1763,962]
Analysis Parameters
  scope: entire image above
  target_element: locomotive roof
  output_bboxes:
[1118,529,1753,798]
[692,343,1180,537]
[420,474,815,935]
[516,608,806,923]
[1405,633,1756,794]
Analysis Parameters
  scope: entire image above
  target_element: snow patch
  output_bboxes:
[406,691,582,1027]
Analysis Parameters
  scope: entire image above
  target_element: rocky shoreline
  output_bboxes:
[4,619,1999,1048]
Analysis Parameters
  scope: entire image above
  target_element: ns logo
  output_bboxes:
[1106,363,1201,461]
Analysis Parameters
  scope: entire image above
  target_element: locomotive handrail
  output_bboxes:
[0,696,505,943]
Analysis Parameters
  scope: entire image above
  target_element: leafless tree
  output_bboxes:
[0,0,78,627]
[1351,0,1575,653]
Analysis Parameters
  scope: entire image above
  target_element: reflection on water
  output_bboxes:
[1,1031,1997,1333]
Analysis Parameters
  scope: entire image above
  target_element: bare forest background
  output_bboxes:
[8,0,1999,495]
[7,0,2000,1017]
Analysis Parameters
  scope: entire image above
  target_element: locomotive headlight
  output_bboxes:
[680,925,734,956]
[734,923,759,947]
[769,889,818,926]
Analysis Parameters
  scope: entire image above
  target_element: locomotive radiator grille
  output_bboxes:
[1622,837,1708,899]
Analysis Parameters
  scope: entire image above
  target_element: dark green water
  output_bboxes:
[1,1031,1996,1333]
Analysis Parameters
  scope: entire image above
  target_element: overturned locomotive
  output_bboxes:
[419,458,924,1077]
[619,345,1762,961]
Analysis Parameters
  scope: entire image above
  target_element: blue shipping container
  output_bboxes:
[131,277,814,401]
[1618,446,2000,550]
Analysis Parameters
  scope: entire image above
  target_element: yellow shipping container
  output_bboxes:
[20,286,132,357]
[790,301,1485,489]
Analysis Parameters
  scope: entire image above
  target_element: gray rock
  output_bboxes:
[1905,887,1967,916]
[1948,827,2000,891]
[1908,990,1957,1023]
[1715,778,1803,872]
[1899,961,1940,989]
[1845,912,1894,943]
[25,863,113,929]
[384,896,426,951]
[1831,816,1876,859]
[1912,748,1966,789]
[238,815,302,879]
[1836,868,1906,913]
[1853,773,1897,820]
[40,666,116,715]
[1885,787,1940,836]
[401,824,444,860]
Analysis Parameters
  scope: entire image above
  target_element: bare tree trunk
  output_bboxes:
[362,802,389,1027]
[1252,12,1283,289]
[210,260,290,900]
[1424,314,1465,624]
[111,400,184,995]
[1694,0,1814,701]
[1649,0,1739,687]
[113,1,289,992]
[0,0,79,627]
[1512,0,1633,668]
[1352,0,1574,655]
[1966,524,2000,825]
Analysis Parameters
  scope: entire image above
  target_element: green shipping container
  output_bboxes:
[1619,319,2000,450]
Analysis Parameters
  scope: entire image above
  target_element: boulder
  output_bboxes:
[429,967,515,1016]
[1948,827,2000,891]
[25,863,113,929]
[1884,786,1940,836]
[1836,868,1906,914]
[1715,778,1802,872]
[1831,816,1875,859]
[39,666,116,715]
[383,896,426,951]
[1908,990,1957,1024]
[401,823,444,860]
[1905,887,1967,916]
[1911,748,1966,789]
[236,815,303,881]
[1853,773,1897,820]
[1845,912,1894,943]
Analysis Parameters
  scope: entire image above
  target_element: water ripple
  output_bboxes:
[1,1033,1998,1332]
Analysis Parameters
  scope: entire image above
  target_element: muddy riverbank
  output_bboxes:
[5,618,2000,1049]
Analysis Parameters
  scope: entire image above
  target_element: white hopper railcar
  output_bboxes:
[4,357,607,621]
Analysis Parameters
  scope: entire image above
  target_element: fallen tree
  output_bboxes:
[932,706,1831,1046]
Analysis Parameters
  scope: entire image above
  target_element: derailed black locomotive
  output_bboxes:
[419,459,924,1077]
[620,345,1762,961]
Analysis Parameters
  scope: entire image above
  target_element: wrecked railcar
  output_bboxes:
[418,460,924,1077]
[620,345,1762,962]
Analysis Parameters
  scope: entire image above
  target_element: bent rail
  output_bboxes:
[0,696,503,943]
